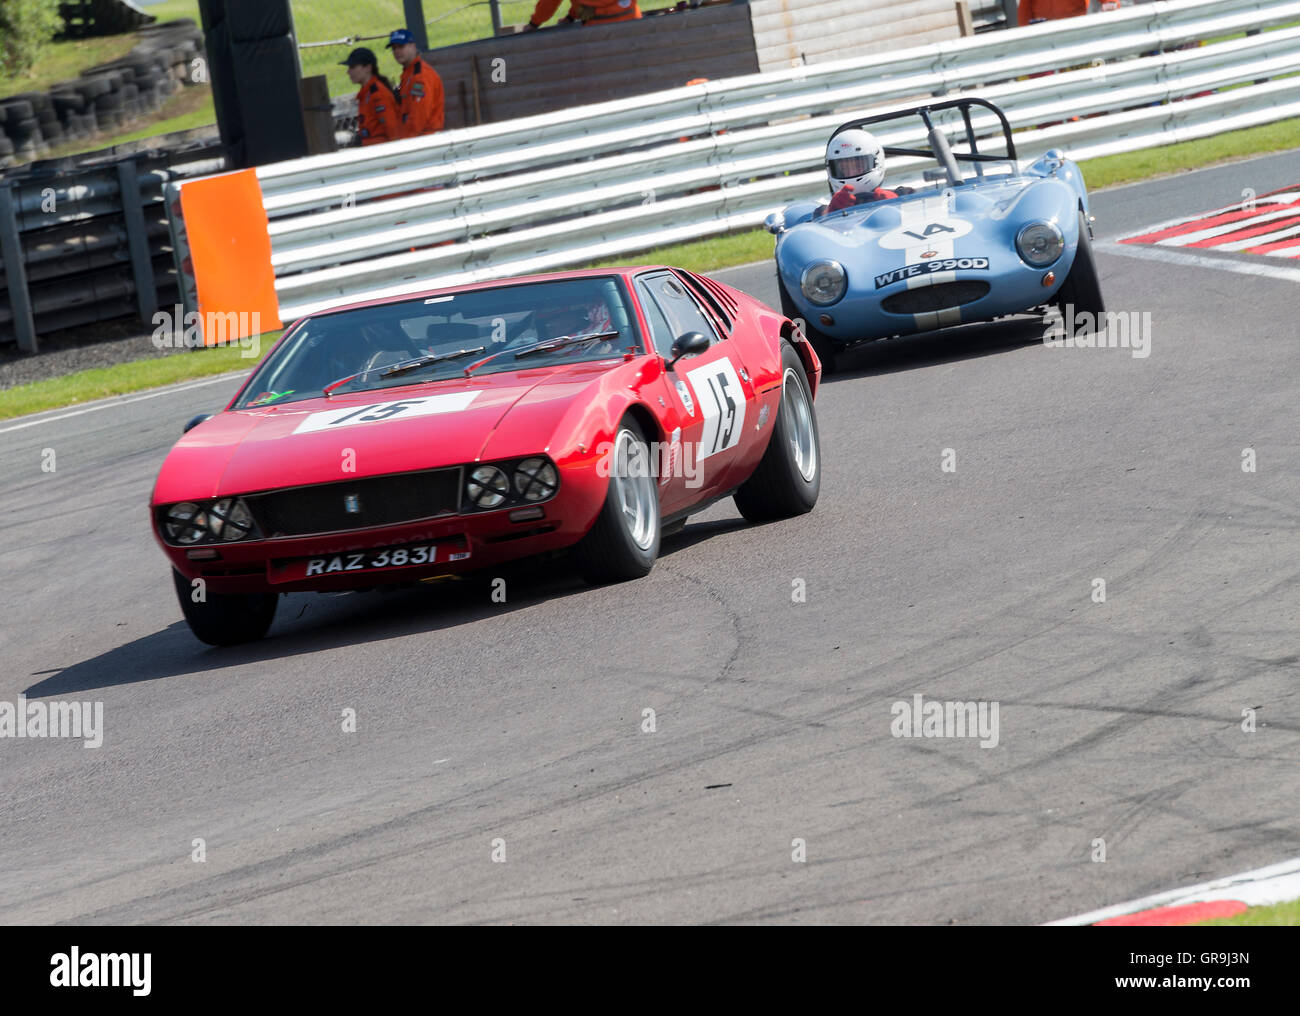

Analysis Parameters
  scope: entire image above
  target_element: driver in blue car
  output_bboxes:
[813,129,911,218]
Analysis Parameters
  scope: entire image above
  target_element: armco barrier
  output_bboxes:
[181,0,1300,322]
[0,142,226,352]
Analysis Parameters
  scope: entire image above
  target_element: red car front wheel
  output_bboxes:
[172,569,278,646]
[572,417,661,585]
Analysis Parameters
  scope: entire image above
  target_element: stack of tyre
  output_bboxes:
[0,20,204,169]
[0,94,58,166]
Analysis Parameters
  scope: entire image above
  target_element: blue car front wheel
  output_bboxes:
[1055,210,1105,319]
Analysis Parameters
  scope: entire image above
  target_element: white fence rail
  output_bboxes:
[249,0,1300,320]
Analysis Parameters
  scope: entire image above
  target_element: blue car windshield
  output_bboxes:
[235,276,641,409]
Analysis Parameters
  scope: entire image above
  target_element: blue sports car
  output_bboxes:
[768,97,1104,372]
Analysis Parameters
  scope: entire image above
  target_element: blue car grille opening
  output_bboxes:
[245,469,461,537]
[881,281,991,315]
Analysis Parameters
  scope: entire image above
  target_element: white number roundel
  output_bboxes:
[878,216,973,250]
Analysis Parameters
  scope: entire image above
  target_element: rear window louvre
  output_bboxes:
[676,270,734,334]
[699,275,739,318]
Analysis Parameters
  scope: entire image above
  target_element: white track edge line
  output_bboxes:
[0,371,249,436]
[1095,240,1300,282]
[1045,856,1300,926]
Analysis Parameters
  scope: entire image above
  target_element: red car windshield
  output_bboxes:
[236,276,640,409]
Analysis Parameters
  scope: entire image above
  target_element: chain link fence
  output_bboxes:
[295,1,542,98]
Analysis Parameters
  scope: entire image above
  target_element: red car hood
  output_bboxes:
[154,364,612,504]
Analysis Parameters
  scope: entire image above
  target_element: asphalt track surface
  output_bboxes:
[1,151,1297,925]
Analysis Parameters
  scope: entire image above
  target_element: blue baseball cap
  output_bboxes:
[385,28,415,48]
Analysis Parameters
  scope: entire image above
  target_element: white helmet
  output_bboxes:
[826,129,886,193]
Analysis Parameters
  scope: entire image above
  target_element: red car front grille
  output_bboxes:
[244,468,462,538]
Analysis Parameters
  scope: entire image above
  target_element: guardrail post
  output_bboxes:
[956,1,974,36]
[0,182,39,354]
[490,0,504,35]
[117,157,159,327]
[1002,0,1017,28]
[403,0,429,52]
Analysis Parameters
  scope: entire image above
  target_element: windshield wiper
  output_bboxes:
[322,346,486,396]
[382,347,486,378]
[463,331,621,377]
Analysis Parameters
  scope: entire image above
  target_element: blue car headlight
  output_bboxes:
[1017,221,1065,267]
[800,260,847,305]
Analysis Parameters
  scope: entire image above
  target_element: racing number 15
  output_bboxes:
[328,400,423,426]
[700,369,736,456]
[684,357,746,461]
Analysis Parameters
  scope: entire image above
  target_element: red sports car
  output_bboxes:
[152,267,822,645]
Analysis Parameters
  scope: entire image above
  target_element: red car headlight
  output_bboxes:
[466,465,510,509]
[462,458,561,513]
[160,497,260,545]
[513,458,559,501]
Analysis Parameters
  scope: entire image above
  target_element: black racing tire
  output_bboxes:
[572,417,661,584]
[50,91,86,117]
[733,340,821,522]
[777,271,838,374]
[0,99,34,121]
[172,568,278,646]
[7,118,42,145]
[8,92,49,112]
[1055,209,1105,319]
[75,76,113,99]
[144,17,199,33]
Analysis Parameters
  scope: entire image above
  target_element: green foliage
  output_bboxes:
[0,0,63,79]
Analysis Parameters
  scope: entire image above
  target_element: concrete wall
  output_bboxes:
[749,0,962,71]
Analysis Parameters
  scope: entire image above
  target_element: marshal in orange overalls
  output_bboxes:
[356,77,402,146]
[398,56,445,137]
[528,0,641,28]
[1018,0,1088,25]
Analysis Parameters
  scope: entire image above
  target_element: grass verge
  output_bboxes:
[1079,116,1300,189]
[0,34,137,96]
[0,342,264,422]
[1198,899,1300,926]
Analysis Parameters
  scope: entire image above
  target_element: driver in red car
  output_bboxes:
[537,300,619,354]
[813,129,911,218]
